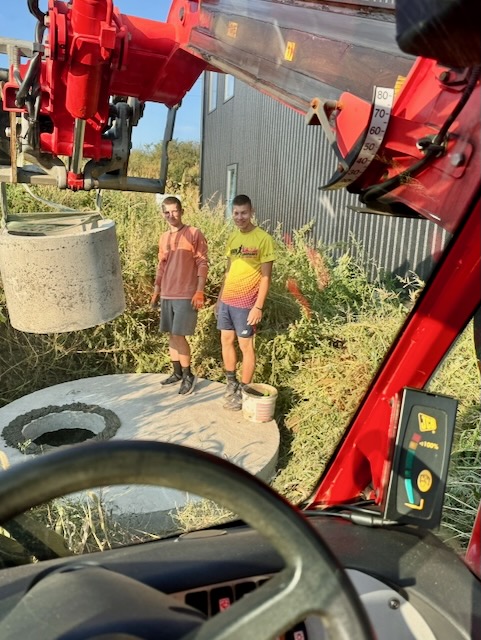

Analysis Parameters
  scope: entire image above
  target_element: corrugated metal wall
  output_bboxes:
[201,75,449,281]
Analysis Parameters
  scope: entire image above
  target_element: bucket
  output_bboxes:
[242,383,278,423]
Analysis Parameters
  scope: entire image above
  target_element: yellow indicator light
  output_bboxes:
[394,75,407,96]
[405,499,425,511]
[417,469,433,493]
[418,412,437,433]
[227,21,238,38]
[284,41,296,62]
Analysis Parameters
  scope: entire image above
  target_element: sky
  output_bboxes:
[0,0,203,147]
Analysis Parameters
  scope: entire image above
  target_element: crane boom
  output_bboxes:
[1,1,478,233]
[0,0,410,193]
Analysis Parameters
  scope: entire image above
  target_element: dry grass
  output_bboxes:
[31,492,161,556]
[271,315,403,504]
[172,499,236,533]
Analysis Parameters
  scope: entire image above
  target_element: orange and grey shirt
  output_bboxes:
[221,227,275,309]
[155,225,208,299]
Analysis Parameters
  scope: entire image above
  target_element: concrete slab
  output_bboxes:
[0,374,280,533]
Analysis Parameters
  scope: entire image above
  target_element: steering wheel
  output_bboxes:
[0,440,374,639]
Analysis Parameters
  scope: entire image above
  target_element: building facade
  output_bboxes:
[200,72,449,282]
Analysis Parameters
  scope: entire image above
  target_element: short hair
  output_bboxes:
[161,196,182,211]
[232,194,252,208]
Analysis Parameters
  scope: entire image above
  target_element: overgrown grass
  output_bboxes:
[271,314,404,503]
[0,182,480,554]
[427,328,481,549]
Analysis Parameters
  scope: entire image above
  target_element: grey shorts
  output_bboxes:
[160,299,197,336]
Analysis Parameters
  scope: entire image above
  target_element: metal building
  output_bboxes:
[200,72,449,283]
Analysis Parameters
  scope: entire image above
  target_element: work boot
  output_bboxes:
[224,379,239,399]
[223,386,242,411]
[179,373,197,395]
[161,373,182,385]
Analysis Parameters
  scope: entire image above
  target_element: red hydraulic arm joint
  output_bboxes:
[2,0,207,189]
[64,0,117,120]
[314,57,480,233]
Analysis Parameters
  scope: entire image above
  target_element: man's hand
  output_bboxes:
[191,291,205,310]
[247,306,263,326]
[150,293,160,309]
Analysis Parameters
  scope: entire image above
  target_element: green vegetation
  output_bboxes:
[0,172,479,553]
[129,140,200,188]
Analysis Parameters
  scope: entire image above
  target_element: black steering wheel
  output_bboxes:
[0,440,374,639]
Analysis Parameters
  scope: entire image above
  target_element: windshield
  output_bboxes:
[0,187,479,562]
[0,0,480,570]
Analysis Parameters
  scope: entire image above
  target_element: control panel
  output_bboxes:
[384,388,457,528]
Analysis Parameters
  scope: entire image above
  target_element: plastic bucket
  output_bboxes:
[242,383,278,423]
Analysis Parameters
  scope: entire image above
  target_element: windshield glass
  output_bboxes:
[0,1,480,569]
[0,186,479,562]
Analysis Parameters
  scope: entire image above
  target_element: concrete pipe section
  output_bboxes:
[0,219,125,333]
[0,374,280,534]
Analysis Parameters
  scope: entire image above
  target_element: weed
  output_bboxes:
[0,179,479,552]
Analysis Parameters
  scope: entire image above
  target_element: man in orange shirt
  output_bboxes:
[151,196,208,395]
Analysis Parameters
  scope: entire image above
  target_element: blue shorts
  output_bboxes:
[217,301,255,338]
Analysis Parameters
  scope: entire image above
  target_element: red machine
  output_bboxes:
[0,1,480,638]
[0,0,209,190]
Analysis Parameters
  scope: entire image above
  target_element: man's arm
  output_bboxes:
[150,285,161,308]
[191,229,209,309]
[150,236,166,307]
[247,261,273,326]
[193,230,209,277]
[215,258,231,315]
[191,273,208,309]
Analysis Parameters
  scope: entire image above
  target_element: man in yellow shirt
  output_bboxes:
[216,195,275,410]
[151,196,208,395]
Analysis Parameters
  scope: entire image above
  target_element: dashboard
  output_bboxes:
[0,514,479,639]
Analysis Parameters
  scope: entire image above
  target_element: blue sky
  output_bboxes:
[0,1,202,147]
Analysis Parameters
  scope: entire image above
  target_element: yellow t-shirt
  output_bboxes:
[221,227,275,309]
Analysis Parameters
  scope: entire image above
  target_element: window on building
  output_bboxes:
[224,74,235,101]
[226,164,238,217]
[208,72,218,113]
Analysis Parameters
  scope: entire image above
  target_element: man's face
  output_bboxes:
[162,203,183,228]
[232,204,254,232]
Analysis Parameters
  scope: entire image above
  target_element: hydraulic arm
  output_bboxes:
[0,0,208,191]
[0,0,411,192]
[0,1,478,228]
